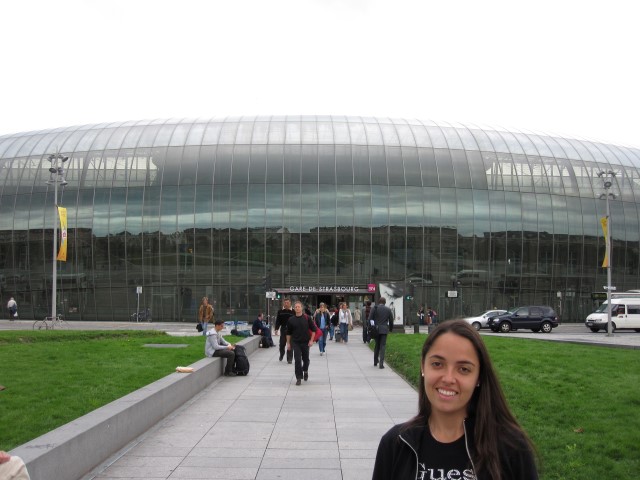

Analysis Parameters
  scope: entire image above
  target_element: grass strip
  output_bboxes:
[0,330,240,450]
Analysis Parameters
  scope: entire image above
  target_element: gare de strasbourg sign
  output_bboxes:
[268,284,377,296]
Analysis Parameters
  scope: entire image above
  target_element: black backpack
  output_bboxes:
[233,344,250,375]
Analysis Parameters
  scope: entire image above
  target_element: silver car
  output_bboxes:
[463,310,508,331]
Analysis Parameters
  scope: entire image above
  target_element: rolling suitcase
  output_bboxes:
[334,327,342,342]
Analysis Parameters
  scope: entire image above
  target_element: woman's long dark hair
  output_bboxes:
[403,320,535,480]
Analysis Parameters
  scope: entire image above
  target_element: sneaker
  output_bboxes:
[303,371,308,381]
[320,352,324,356]
[296,379,301,386]
[287,360,292,364]
[224,371,237,376]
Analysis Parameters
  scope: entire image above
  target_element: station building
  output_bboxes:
[0,116,638,322]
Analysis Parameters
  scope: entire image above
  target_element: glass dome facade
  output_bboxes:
[0,116,639,322]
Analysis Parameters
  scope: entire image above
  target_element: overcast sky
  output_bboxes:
[1,0,638,147]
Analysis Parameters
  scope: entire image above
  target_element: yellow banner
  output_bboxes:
[600,217,609,268]
[57,206,68,262]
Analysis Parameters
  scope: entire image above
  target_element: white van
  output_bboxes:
[585,298,640,332]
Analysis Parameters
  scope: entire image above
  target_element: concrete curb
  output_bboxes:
[11,335,260,480]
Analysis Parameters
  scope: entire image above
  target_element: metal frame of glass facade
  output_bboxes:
[1,116,639,322]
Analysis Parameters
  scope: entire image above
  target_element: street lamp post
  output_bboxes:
[46,153,69,320]
[598,170,616,337]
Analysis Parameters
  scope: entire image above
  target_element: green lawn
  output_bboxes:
[381,334,640,480]
[0,330,241,450]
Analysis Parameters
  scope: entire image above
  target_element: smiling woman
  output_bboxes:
[372,320,538,480]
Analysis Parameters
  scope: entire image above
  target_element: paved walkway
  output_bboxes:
[84,332,416,480]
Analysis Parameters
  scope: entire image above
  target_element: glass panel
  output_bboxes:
[395,124,416,147]
[380,123,400,146]
[317,145,335,185]
[435,149,454,188]
[332,122,351,145]
[386,147,404,186]
[235,122,254,144]
[348,121,367,145]
[185,123,206,146]
[451,150,471,189]
[218,122,239,145]
[369,146,387,185]
[301,145,318,184]
[213,146,232,185]
[441,127,464,150]
[266,145,284,184]
[231,145,250,184]
[317,122,334,144]
[410,125,433,148]
[418,148,438,187]
[402,147,421,187]
[251,121,269,144]
[283,145,301,185]
[301,122,318,144]
[249,145,267,184]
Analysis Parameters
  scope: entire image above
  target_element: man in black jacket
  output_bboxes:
[275,298,294,363]
[286,301,318,385]
[368,297,394,369]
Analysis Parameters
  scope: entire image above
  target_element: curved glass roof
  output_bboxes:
[1,116,638,164]
[0,117,639,203]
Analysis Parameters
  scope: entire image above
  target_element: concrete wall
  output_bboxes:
[11,335,260,480]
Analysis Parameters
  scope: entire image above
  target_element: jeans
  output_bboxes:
[339,323,349,342]
[329,325,335,340]
[374,333,388,366]
[201,322,209,336]
[318,327,329,352]
[292,342,310,380]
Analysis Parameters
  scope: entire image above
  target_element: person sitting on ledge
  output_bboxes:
[205,320,237,377]
[252,312,274,346]
[0,450,30,479]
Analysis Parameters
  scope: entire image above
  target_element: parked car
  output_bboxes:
[463,310,508,330]
[488,306,560,333]
[585,298,640,332]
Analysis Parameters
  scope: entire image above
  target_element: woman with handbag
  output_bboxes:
[198,297,214,336]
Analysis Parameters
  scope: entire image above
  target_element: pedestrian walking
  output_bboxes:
[7,297,17,320]
[198,297,214,336]
[275,298,294,363]
[286,301,317,385]
[338,302,353,343]
[362,300,373,343]
[314,302,331,355]
[368,297,394,369]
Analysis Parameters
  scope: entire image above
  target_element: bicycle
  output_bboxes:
[130,308,152,322]
[32,314,68,330]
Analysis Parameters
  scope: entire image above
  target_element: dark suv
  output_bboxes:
[487,306,560,333]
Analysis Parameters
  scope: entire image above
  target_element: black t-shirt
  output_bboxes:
[275,308,294,332]
[417,427,476,480]
[287,314,316,344]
